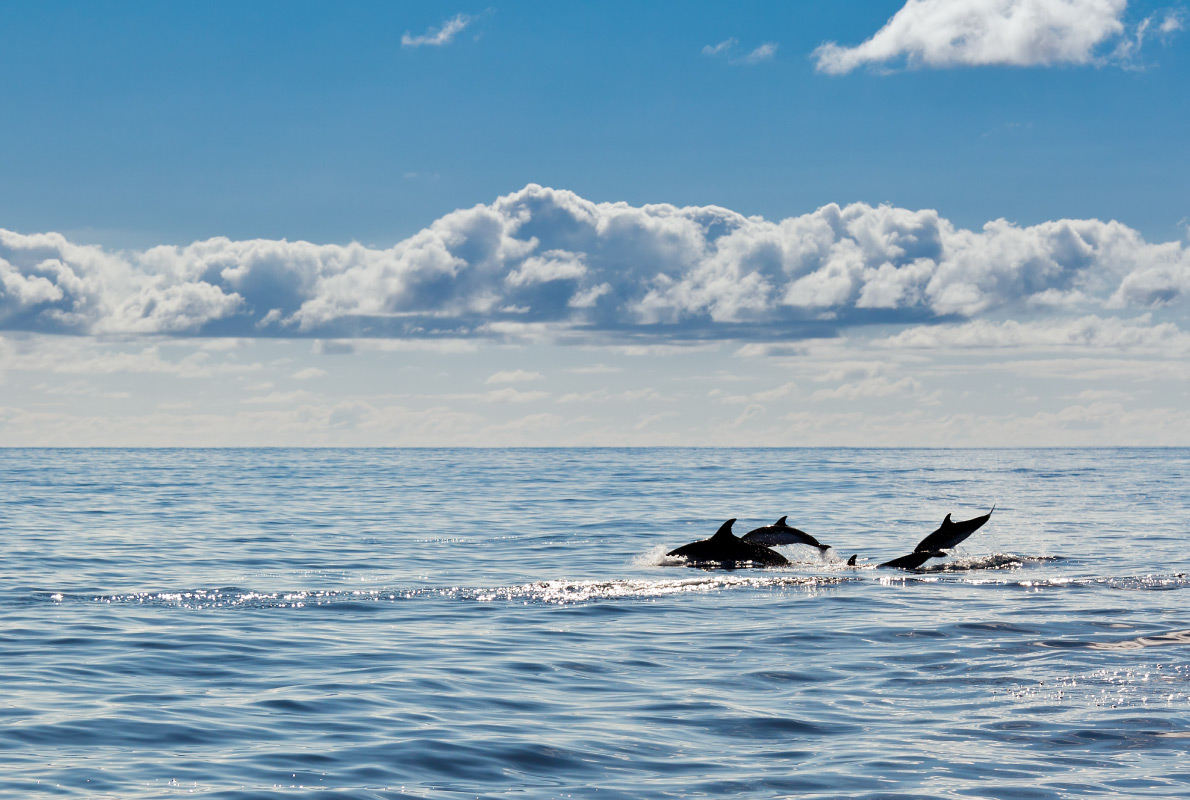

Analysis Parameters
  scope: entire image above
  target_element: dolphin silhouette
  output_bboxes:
[667,519,790,568]
[878,550,948,570]
[740,517,831,551]
[913,507,995,553]
[878,506,996,569]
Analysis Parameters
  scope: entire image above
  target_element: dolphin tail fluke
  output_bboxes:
[817,544,831,552]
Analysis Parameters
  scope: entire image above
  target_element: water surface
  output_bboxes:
[1,448,1188,798]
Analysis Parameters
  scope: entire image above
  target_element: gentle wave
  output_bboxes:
[43,574,851,609]
[1037,629,1190,650]
[28,567,1190,615]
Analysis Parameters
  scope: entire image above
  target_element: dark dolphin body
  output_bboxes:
[878,506,996,570]
[667,519,790,568]
[878,550,948,570]
[740,517,831,552]
[913,507,995,553]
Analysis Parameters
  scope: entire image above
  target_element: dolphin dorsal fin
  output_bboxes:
[943,513,952,524]
[711,519,737,540]
[776,516,787,526]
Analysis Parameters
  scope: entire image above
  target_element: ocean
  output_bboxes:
[1,448,1188,799]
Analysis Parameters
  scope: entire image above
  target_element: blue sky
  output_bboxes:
[2,0,1189,445]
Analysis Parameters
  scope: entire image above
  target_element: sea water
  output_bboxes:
[1,448,1188,799]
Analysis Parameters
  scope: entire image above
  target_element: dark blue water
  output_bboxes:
[2,448,1188,798]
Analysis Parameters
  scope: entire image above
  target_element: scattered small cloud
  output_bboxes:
[710,381,798,405]
[1110,8,1183,64]
[703,37,778,65]
[739,42,778,64]
[291,367,327,380]
[401,13,473,48]
[444,388,551,403]
[241,390,318,405]
[702,38,738,57]
[485,369,544,384]
[1159,9,1185,35]
[634,410,677,430]
[566,363,620,374]
[810,376,922,402]
[558,388,661,404]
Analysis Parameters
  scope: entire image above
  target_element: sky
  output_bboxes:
[2,0,1189,446]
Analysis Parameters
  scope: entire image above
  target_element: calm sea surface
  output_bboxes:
[1,448,1188,799]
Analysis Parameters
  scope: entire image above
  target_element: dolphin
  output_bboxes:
[666,519,790,568]
[878,506,996,569]
[913,507,995,553]
[740,517,831,551]
[878,550,948,570]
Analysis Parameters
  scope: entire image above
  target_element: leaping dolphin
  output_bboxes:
[740,517,831,552]
[667,519,790,568]
[878,550,948,570]
[913,507,995,553]
[878,506,996,570]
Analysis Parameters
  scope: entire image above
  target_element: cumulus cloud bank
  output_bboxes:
[2,184,1188,341]
[813,0,1137,74]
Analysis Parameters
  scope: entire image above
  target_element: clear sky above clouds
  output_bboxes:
[1,0,1188,446]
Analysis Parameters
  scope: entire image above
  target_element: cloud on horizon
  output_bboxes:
[2,184,1189,345]
[813,0,1177,74]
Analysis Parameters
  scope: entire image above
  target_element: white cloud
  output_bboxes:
[485,369,544,384]
[702,37,778,65]
[504,250,587,287]
[810,375,922,401]
[401,13,472,48]
[740,43,778,64]
[710,381,798,405]
[879,315,1190,352]
[3,185,1189,344]
[444,387,551,403]
[241,390,318,405]
[291,367,327,380]
[702,38,738,57]
[558,387,662,404]
[1159,10,1185,35]
[814,0,1129,74]
[566,363,620,374]
[634,410,678,430]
